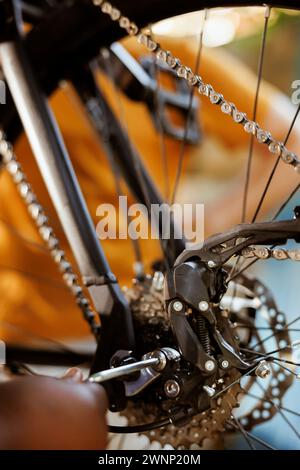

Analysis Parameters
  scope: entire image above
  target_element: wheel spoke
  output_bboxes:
[241,345,300,368]
[170,9,208,205]
[257,381,300,441]
[272,359,299,377]
[230,415,256,450]
[244,390,300,418]
[228,181,300,282]
[226,419,276,450]
[151,39,170,202]
[252,314,300,349]
[213,365,257,399]
[242,5,271,223]
[252,103,300,223]
[237,325,300,333]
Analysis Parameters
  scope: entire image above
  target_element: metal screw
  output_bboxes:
[164,379,181,398]
[208,260,216,268]
[152,271,164,291]
[199,301,209,312]
[203,385,215,397]
[172,300,184,312]
[255,360,271,379]
[204,360,215,372]
[221,359,229,369]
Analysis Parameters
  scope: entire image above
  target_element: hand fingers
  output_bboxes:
[61,367,84,382]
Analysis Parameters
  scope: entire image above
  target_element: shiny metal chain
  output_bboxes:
[93,0,300,172]
[241,245,300,261]
[0,131,101,337]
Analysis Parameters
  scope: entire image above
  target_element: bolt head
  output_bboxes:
[203,385,216,397]
[164,379,181,398]
[199,301,209,312]
[172,300,184,312]
[221,360,229,369]
[204,360,216,372]
[208,260,216,268]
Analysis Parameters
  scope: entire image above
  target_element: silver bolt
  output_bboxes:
[149,349,167,372]
[152,271,164,291]
[221,359,229,369]
[172,300,184,312]
[164,379,181,398]
[199,301,209,312]
[204,360,216,372]
[203,385,215,397]
[255,360,271,379]
[208,260,216,268]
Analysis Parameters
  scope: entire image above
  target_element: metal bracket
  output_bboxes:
[176,218,300,267]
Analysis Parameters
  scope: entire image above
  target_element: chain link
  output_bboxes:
[241,245,300,261]
[0,130,101,338]
[93,0,300,172]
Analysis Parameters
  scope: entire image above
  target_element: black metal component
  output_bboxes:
[167,261,226,318]
[213,328,250,369]
[103,43,201,144]
[176,218,300,267]
[141,55,201,144]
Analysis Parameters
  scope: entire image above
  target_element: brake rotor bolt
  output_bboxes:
[255,360,271,379]
[204,360,216,372]
[164,379,181,398]
[199,301,209,312]
[172,300,184,312]
[221,360,229,369]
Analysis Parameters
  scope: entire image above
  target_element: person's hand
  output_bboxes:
[0,367,108,450]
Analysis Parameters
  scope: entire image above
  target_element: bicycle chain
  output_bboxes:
[241,245,300,261]
[92,0,300,172]
[0,130,101,338]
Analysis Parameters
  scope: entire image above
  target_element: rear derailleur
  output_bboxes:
[91,214,300,423]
